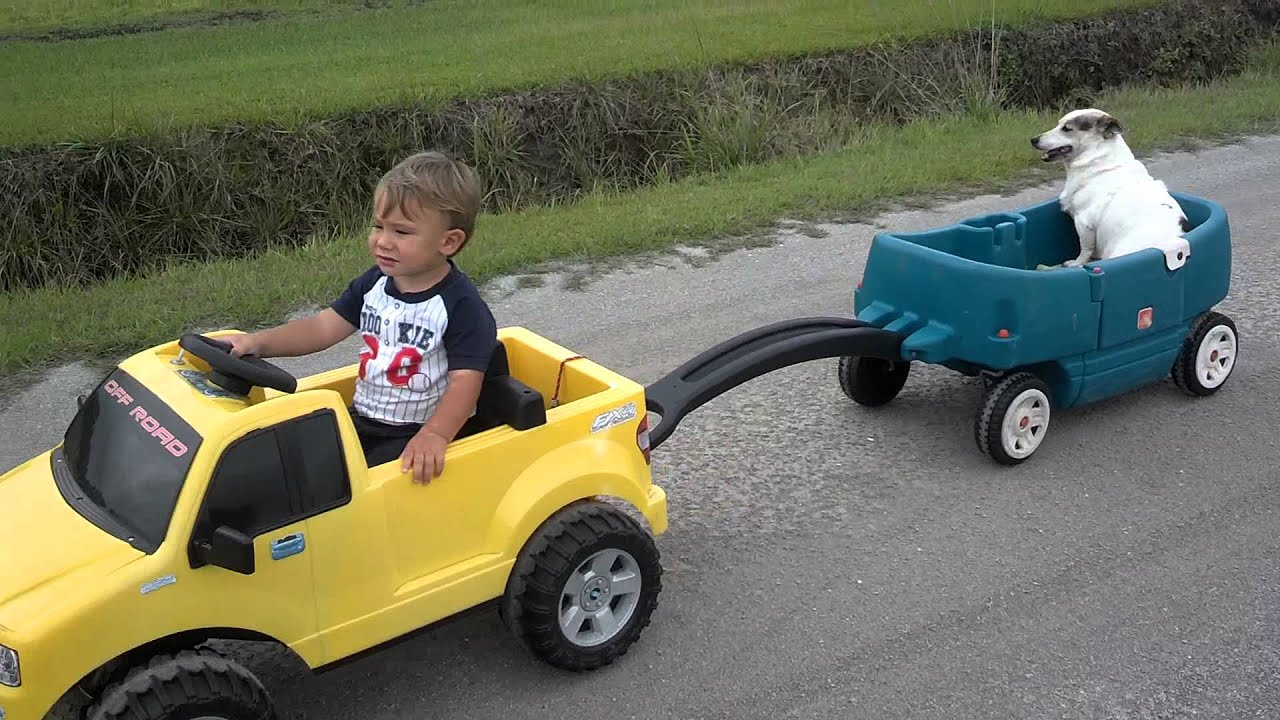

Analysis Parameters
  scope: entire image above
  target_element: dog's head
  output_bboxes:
[1030,108,1124,164]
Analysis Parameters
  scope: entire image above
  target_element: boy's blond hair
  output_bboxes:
[374,151,483,254]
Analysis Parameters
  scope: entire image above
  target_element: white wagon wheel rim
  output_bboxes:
[1194,324,1236,389]
[1001,388,1050,459]
[559,548,642,647]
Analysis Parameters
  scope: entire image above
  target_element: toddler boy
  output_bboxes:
[226,151,498,483]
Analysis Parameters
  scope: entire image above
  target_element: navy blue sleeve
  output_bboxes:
[330,266,382,328]
[442,291,498,372]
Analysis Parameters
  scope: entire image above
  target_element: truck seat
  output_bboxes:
[456,341,547,438]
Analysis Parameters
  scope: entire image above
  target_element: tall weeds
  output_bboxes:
[1,0,1275,293]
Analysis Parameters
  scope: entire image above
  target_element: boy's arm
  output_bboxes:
[401,291,498,483]
[400,369,485,483]
[228,309,355,359]
[430,293,499,428]
[423,369,486,441]
[228,267,377,358]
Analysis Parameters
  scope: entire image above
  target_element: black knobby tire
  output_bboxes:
[501,500,662,672]
[974,371,1052,466]
[1171,311,1238,397]
[87,647,275,720]
[837,355,910,407]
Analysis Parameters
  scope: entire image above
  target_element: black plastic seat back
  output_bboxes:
[463,341,547,435]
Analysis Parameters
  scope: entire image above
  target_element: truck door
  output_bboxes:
[185,409,351,651]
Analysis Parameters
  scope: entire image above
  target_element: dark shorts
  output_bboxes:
[350,411,489,468]
[351,413,421,468]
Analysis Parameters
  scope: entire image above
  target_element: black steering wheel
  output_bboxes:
[178,333,298,396]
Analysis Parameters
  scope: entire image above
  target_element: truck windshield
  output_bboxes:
[60,368,203,551]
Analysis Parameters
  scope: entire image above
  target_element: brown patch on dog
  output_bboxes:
[1099,113,1124,139]
[1068,110,1124,139]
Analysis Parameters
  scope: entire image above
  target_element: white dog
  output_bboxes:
[1031,108,1191,271]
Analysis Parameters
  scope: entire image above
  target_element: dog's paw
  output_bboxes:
[1035,263,1055,271]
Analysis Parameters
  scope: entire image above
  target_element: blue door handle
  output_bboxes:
[270,532,306,560]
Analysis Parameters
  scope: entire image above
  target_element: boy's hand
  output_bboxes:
[401,428,449,484]
[398,369,484,486]
[223,333,262,358]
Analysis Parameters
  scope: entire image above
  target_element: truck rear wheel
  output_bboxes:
[501,501,662,672]
[87,647,275,720]
[975,372,1052,466]
[837,355,910,406]
[1171,311,1238,396]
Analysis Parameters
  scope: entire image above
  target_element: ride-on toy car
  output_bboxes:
[1,328,667,720]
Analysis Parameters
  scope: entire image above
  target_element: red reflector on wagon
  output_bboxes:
[1137,307,1153,330]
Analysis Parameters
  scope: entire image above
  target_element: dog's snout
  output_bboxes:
[1030,135,1041,148]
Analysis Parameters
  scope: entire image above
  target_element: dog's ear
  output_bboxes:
[1099,113,1124,139]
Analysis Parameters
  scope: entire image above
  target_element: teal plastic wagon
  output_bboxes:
[841,191,1238,465]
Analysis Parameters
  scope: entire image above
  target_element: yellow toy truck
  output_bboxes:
[0,329,667,720]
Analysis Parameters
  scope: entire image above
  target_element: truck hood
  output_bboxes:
[0,452,142,625]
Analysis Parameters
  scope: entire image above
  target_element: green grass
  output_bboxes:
[3,44,1277,378]
[0,0,349,35]
[0,0,1165,148]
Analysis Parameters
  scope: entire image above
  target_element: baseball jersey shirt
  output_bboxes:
[331,261,497,426]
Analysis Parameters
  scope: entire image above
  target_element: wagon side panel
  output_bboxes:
[1092,250,1188,350]
[855,232,1100,370]
[1177,192,1233,320]
[1075,193,1231,405]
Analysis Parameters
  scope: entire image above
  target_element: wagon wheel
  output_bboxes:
[974,372,1052,466]
[1171,311,1238,396]
[837,355,910,406]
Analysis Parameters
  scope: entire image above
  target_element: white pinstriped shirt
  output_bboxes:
[331,261,496,427]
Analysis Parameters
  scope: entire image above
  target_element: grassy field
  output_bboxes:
[2,41,1276,377]
[0,0,1165,148]
[0,0,351,34]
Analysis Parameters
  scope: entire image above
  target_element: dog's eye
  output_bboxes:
[1062,126,1073,132]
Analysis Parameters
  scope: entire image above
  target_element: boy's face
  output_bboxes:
[368,193,466,286]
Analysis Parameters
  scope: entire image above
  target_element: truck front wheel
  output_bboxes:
[501,501,662,672]
[87,647,275,720]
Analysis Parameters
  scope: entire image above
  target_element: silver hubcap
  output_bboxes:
[1194,324,1236,389]
[1001,388,1050,459]
[559,548,642,647]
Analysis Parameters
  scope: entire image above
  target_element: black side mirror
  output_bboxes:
[191,525,255,575]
